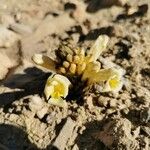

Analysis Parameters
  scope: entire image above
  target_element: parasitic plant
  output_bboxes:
[32,35,125,107]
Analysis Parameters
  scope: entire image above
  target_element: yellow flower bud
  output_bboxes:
[80,48,85,56]
[64,46,73,55]
[74,55,80,64]
[77,63,86,75]
[79,54,85,64]
[69,63,76,74]
[66,54,73,62]
[59,67,66,74]
[63,61,70,68]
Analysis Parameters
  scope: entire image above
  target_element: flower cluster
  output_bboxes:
[32,35,125,107]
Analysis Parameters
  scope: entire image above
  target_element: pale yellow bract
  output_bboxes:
[87,35,109,62]
[32,35,125,107]
[32,54,56,72]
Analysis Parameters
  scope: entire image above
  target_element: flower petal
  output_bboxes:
[32,54,56,72]
[48,97,67,107]
[87,35,109,62]
[102,77,123,93]
[82,63,112,83]
[54,74,71,87]
[44,85,54,100]
[54,74,71,97]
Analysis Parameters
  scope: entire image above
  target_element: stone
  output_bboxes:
[10,23,33,35]
[109,99,117,108]
[53,117,75,150]
[0,53,13,80]
[86,96,94,110]
[29,95,44,112]
[98,97,109,107]
[0,41,20,81]
[95,118,139,149]
[71,1,86,23]
[36,107,48,119]
[72,144,79,150]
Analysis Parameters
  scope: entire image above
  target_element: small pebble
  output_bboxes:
[109,99,117,107]
[98,97,108,107]
[29,95,44,112]
[36,107,48,119]
[31,95,44,106]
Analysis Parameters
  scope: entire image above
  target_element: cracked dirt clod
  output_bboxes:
[36,107,48,119]
[29,95,44,112]
[52,117,75,150]
[95,118,139,149]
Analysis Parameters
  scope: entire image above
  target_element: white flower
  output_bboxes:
[101,68,125,93]
[44,74,71,107]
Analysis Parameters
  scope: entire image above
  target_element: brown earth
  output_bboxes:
[0,0,150,150]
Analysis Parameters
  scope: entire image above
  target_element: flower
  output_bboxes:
[44,74,71,107]
[100,68,125,93]
[32,54,71,107]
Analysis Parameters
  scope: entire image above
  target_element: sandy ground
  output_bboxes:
[0,0,150,150]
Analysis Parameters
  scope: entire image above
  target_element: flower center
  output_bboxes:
[109,76,120,89]
[51,81,64,99]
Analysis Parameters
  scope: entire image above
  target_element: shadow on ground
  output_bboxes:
[0,124,37,150]
[79,26,115,42]
[115,4,148,21]
[0,124,59,150]
[0,67,51,107]
[75,120,109,150]
[85,0,123,13]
